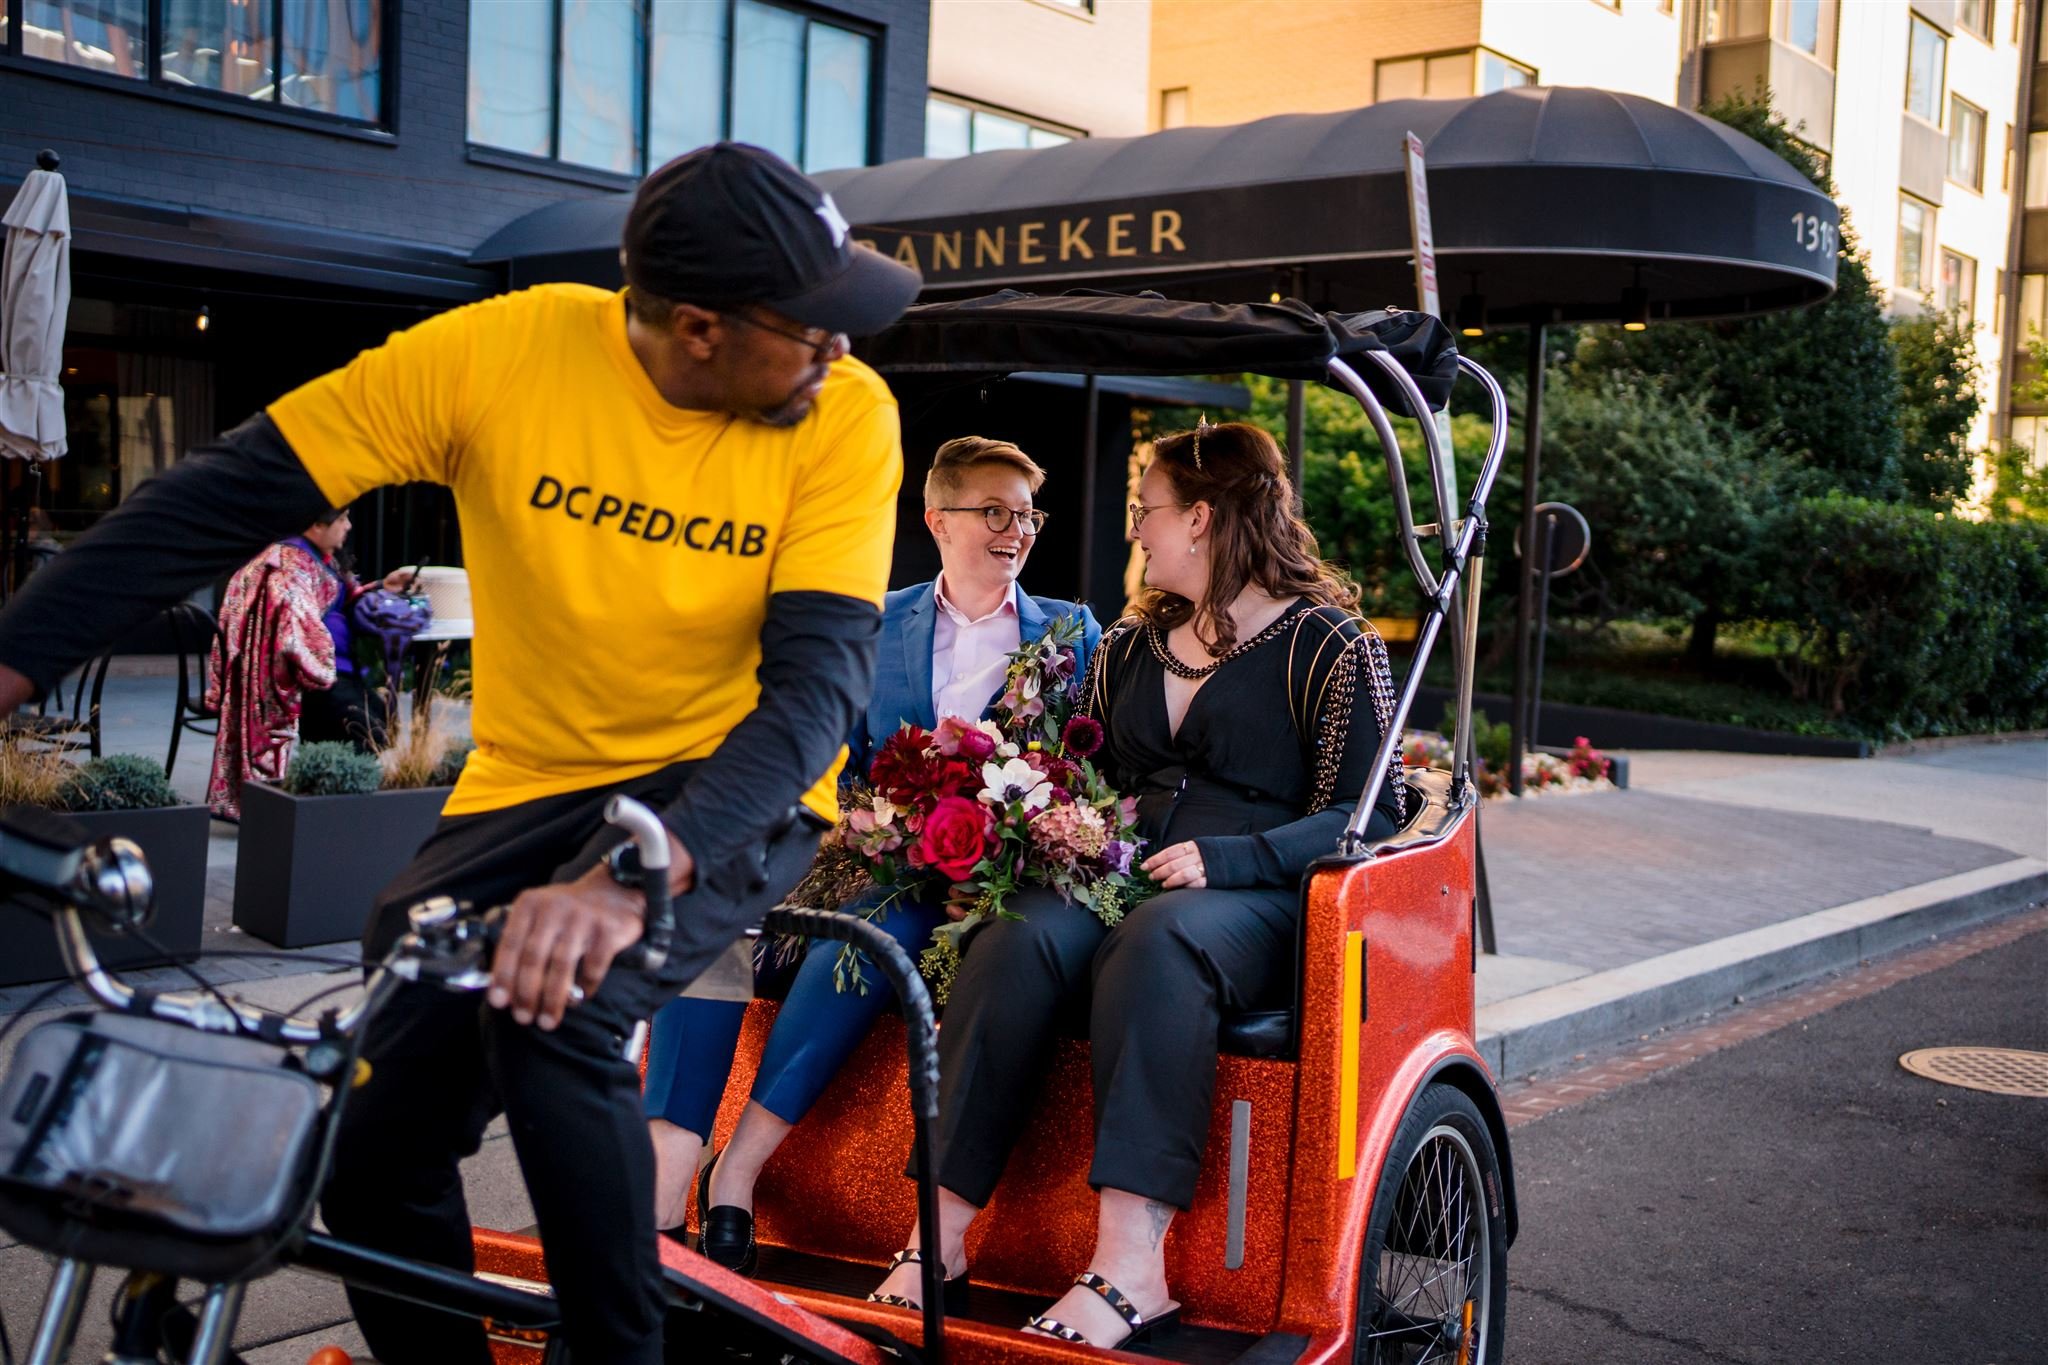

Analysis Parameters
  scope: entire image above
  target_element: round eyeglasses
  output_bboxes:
[1127,501,1189,530]
[938,505,1049,535]
[721,311,851,365]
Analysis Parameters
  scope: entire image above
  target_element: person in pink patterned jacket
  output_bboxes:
[204,507,406,819]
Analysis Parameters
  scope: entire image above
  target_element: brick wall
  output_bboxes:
[0,0,930,255]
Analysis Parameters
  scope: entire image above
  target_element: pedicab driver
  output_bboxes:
[0,143,919,1365]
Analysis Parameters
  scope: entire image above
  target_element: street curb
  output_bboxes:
[1474,858,2048,1080]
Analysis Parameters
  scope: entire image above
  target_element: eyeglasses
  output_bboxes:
[938,505,1049,535]
[1127,501,1188,530]
[722,310,851,365]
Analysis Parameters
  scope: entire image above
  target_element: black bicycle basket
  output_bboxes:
[0,1010,327,1281]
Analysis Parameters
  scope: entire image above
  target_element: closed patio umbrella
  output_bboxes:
[1,150,72,464]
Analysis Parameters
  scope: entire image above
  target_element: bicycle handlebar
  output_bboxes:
[9,794,679,1044]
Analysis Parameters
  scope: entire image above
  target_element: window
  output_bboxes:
[1898,194,1935,293]
[2028,131,2048,207]
[1705,0,1767,42]
[468,0,875,177]
[2005,124,2016,190]
[1994,268,2005,332]
[7,0,386,124]
[1906,15,1945,123]
[1949,97,1986,189]
[1478,51,1536,93]
[1940,250,1976,320]
[925,95,1080,159]
[1376,48,1529,100]
[2009,417,2048,467]
[1783,0,1821,54]
[2025,274,2048,338]
[1159,86,1190,129]
[1957,0,1991,41]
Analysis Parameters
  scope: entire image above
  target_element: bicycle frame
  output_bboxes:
[7,799,944,1365]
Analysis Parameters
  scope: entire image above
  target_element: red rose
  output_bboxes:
[914,795,993,882]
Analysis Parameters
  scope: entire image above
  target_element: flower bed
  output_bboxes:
[1401,731,1618,800]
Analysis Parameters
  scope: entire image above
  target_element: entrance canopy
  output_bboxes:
[472,86,1841,326]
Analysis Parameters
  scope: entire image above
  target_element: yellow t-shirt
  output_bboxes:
[267,283,901,823]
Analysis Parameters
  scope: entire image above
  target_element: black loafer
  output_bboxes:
[696,1151,757,1276]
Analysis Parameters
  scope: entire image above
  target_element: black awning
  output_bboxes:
[854,290,1457,414]
[472,86,1840,326]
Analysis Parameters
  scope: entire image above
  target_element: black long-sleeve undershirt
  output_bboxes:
[0,413,332,694]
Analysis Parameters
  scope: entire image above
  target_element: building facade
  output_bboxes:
[0,0,929,573]
[1151,0,2038,479]
[925,0,1151,156]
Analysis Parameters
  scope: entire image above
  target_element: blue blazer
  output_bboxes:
[846,580,1103,784]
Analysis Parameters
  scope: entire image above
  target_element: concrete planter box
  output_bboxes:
[0,804,212,987]
[232,783,449,948]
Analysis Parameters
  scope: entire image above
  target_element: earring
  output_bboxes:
[1188,540,1199,556]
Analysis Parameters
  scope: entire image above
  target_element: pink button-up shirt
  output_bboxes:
[931,575,1022,725]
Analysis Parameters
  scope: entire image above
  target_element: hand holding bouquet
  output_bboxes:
[804,615,1152,1000]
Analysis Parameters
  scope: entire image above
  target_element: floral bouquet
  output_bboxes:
[796,614,1153,1001]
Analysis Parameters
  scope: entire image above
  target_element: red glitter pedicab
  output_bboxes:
[476,291,1519,1365]
[0,291,1513,1365]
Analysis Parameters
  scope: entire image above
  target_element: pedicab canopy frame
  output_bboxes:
[856,289,1509,848]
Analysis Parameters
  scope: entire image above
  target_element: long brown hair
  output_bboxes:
[1136,421,1359,656]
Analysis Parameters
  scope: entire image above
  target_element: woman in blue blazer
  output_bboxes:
[644,436,1102,1270]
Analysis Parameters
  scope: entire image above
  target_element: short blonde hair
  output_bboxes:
[923,436,1047,506]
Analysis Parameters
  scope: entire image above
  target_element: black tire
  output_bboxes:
[1353,1083,1509,1365]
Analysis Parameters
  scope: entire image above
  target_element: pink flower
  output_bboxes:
[933,716,999,763]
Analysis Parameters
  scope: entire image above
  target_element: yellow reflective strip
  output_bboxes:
[1339,930,1363,1178]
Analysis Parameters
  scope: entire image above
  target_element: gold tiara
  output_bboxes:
[1193,412,1209,470]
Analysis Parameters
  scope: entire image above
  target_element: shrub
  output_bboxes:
[62,754,180,811]
[0,738,81,809]
[285,741,384,797]
[429,737,474,788]
[1758,497,2048,734]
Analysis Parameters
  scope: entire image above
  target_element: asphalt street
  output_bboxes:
[1505,918,2048,1364]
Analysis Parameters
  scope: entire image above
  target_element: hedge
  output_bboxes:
[1761,497,2048,736]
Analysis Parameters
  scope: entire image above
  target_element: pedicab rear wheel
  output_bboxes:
[1353,1084,1507,1365]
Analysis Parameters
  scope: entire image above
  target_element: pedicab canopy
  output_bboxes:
[852,290,1458,416]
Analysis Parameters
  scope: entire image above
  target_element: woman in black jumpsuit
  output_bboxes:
[869,422,1407,1348]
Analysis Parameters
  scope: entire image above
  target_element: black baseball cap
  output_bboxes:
[621,143,920,338]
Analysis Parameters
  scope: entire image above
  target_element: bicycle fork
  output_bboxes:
[26,1262,247,1365]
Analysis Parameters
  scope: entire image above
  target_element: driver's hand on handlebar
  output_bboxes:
[487,832,693,1030]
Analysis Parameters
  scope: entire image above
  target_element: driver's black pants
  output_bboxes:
[320,764,819,1365]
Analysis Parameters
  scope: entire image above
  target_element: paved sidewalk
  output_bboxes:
[1,671,2042,1361]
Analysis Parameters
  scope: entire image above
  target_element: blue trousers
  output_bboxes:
[643,887,948,1138]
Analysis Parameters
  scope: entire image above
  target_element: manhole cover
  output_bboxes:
[1898,1048,2048,1098]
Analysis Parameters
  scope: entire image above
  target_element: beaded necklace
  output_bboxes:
[1144,605,1300,680]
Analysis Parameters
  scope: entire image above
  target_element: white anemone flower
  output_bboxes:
[980,756,1053,811]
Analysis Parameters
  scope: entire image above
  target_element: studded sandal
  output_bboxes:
[1025,1271,1182,1349]
[866,1247,971,1314]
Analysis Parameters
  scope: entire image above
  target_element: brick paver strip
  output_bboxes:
[1497,902,2048,1128]
[1480,790,2015,970]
